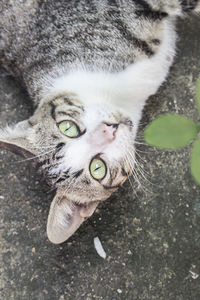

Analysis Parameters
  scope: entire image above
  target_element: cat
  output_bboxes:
[0,0,199,244]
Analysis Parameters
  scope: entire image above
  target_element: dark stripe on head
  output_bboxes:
[64,168,71,175]
[63,97,75,106]
[56,175,70,184]
[36,158,50,169]
[56,142,65,150]
[57,110,79,118]
[73,169,84,178]
[134,0,168,20]
[83,179,91,185]
[55,168,71,184]
[50,103,56,120]
[54,155,64,161]
[51,134,60,140]
[63,97,84,111]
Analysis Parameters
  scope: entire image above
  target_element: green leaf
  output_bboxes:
[191,138,200,185]
[144,114,200,149]
[196,78,200,115]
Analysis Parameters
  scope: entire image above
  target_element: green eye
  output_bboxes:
[90,158,107,180]
[59,121,79,138]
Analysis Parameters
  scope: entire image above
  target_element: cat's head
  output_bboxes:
[0,92,137,243]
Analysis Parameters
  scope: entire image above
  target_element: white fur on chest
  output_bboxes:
[41,19,176,125]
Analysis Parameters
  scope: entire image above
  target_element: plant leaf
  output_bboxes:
[191,138,200,185]
[144,114,200,149]
[196,78,200,115]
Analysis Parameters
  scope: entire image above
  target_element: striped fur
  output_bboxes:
[0,0,199,101]
[0,0,199,243]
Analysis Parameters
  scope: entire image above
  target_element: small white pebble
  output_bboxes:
[0,195,5,200]
[117,289,122,294]
[163,242,169,249]
[94,236,106,259]
[189,271,199,280]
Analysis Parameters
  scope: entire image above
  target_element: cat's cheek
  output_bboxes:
[61,138,107,172]
[105,129,135,161]
[65,177,114,204]
[61,140,89,170]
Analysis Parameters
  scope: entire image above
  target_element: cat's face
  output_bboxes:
[33,93,135,199]
[0,92,136,243]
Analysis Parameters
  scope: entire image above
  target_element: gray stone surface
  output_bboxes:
[0,16,200,300]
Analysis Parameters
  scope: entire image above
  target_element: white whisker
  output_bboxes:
[124,147,153,194]
[17,148,56,163]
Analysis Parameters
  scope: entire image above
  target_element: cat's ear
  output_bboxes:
[0,120,35,158]
[47,189,98,244]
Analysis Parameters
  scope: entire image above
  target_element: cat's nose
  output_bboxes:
[101,123,118,142]
[88,122,119,147]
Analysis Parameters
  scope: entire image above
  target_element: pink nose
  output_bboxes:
[88,123,118,147]
[101,123,118,142]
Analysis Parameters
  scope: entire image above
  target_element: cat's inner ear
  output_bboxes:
[0,119,36,158]
[47,189,99,244]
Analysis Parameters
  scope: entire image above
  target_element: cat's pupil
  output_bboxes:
[65,124,70,131]
[95,166,101,171]
[90,158,107,180]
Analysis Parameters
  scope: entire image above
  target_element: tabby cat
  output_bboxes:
[0,0,199,244]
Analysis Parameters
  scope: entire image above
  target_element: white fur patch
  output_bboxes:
[41,19,176,128]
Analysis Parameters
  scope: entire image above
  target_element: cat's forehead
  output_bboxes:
[47,92,84,111]
[43,92,122,125]
[82,103,121,127]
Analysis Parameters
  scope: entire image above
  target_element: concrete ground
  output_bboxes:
[0,16,200,300]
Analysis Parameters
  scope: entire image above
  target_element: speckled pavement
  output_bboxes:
[0,16,200,300]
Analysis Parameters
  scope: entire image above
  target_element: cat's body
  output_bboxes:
[0,0,199,244]
[0,0,183,104]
